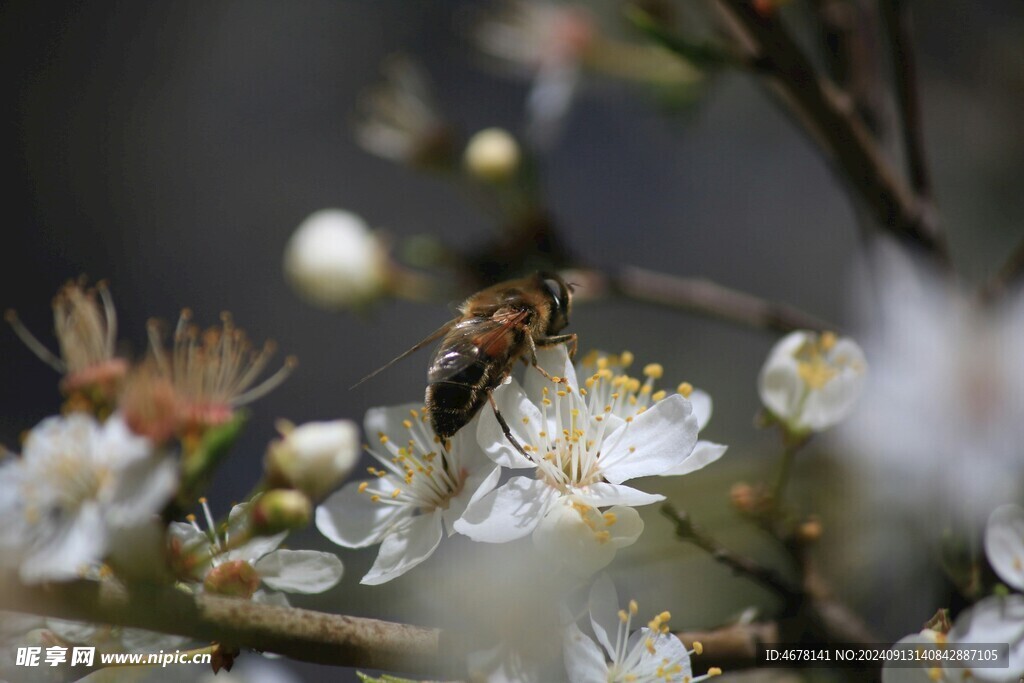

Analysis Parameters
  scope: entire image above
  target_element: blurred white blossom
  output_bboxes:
[283,209,390,310]
[563,574,716,683]
[985,504,1024,592]
[759,329,866,434]
[455,346,705,577]
[839,240,1024,530]
[0,413,177,583]
[265,419,360,500]
[315,404,499,585]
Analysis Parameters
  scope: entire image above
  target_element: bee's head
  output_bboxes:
[539,272,572,334]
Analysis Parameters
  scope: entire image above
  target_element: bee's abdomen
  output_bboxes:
[426,361,491,438]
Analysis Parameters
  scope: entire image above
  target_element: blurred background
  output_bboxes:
[2,1,1024,680]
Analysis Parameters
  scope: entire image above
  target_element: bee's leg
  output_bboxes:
[526,333,579,383]
[536,333,578,359]
[488,392,531,460]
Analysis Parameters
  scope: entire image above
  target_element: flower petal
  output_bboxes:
[758,331,809,424]
[442,465,502,535]
[478,379,542,469]
[660,441,728,477]
[255,549,344,594]
[600,395,698,484]
[574,483,664,508]
[985,504,1024,591]
[21,502,107,584]
[315,478,407,549]
[533,502,641,579]
[361,512,444,585]
[454,477,556,543]
[688,389,713,431]
[586,574,620,659]
[562,622,610,683]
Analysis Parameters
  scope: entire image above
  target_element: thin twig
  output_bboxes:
[879,0,932,199]
[708,0,948,263]
[661,503,803,600]
[0,575,460,677]
[600,266,837,333]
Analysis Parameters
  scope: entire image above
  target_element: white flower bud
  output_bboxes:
[283,209,389,309]
[266,419,360,500]
[464,128,521,182]
[758,330,866,434]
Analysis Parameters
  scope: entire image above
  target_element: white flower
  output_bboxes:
[464,128,522,182]
[985,504,1024,591]
[948,596,1024,682]
[0,413,177,583]
[455,346,704,576]
[882,630,975,683]
[563,574,715,683]
[265,419,360,500]
[315,404,500,585]
[758,329,866,434]
[283,209,390,310]
[169,500,343,602]
[839,239,1024,529]
[576,351,727,476]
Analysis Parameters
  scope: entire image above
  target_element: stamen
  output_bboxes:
[5,310,67,372]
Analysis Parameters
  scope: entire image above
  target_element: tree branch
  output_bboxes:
[879,0,932,200]
[708,0,948,263]
[0,575,460,678]
[588,266,836,333]
[661,503,803,600]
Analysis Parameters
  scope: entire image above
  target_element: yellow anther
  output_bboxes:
[370,495,381,503]
[571,408,580,417]
[198,497,208,504]
[692,641,703,655]
[646,637,656,655]
[820,331,837,351]
[391,488,401,498]
[603,512,617,525]
[358,482,369,493]
[579,387,588,396]
[629,599,638,615]
[620,351,634,367]
[409,409,419,418]
[597,357,609,370]
[707,668,722,677]
[640,384,652,395]
[522,416,530,424]
[551,376,561,384]
[627,378,641,393]
[643,363,664,379]
[652,390,667,401]
[379,434,389,444]
[542,398,552,406]
[402,419,412,429]
[186,514,196,522]
[618,609,628,623]
[677,382,693,397]
[557,390,567,397]
[581,349,600,368]
[658,610,671,622]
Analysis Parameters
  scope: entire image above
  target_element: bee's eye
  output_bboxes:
[543,278,563,309]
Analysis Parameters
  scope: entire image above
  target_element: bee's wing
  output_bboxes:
[427,310,530,383]
[349,318,458,389]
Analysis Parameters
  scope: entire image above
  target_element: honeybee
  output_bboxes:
[355,273,576,442]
